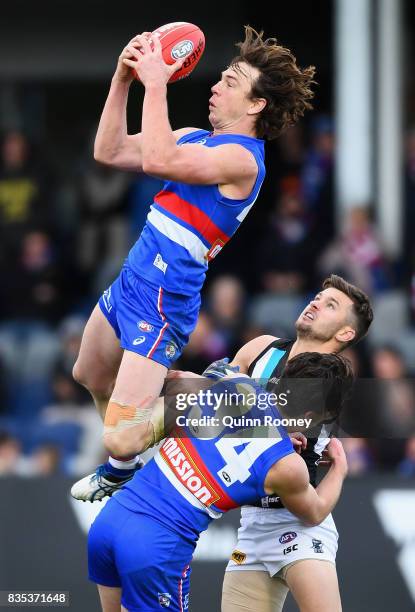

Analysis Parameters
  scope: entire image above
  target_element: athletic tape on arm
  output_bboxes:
[103,399,165,450]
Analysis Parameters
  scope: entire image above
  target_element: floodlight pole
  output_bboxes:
[335,0,373,221]
[377,0,403,257]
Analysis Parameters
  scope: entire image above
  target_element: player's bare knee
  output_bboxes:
[73,360,114,399]
[103,429,141,458]
[103,431,127,458]
[104,419,154,457]
[72,360,84,386]
[72,360,99,391]
[130,427,152,454]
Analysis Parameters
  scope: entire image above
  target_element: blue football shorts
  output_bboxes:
[98,265,201,368]
[88,497,194,611]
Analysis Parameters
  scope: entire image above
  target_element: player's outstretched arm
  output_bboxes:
[94,36,145,170]
[94,34,197,171]
[265,439,348,526]
[122,34,258,188]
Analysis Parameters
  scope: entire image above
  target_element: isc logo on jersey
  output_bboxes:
[160,438,220,506]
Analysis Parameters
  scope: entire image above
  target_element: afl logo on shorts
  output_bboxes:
[138,320,154,333]
[171,40,194,60]
[279,531,297,545]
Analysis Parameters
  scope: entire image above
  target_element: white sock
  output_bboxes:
[109,456,138,470]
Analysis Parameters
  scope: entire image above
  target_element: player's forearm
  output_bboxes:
[94,78,135,165]
[141,84,178,173]
[311,463,346,525]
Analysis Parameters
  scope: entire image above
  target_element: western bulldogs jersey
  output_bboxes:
[248,338,331,509]
[127,130,265,296]
[114,377,294,541]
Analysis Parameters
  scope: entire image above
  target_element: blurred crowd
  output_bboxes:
[0,117,414,479]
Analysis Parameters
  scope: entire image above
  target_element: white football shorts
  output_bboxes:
[226,506,338,577]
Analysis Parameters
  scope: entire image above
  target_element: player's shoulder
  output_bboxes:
[231,335,279,373]
[245,335,280,357]
[211,133,264,159]
[173,127,205,142]
[210,135,263,170]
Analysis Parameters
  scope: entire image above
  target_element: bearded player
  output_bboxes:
[71,26,316,501]
[221,274,373,612]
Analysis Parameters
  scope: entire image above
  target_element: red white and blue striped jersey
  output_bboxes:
[115,378,294,540]
[127,130,265,296]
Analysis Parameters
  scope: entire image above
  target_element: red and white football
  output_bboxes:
[133,22,205,83]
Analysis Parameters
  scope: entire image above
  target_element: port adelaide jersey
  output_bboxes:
[248,338,331,509]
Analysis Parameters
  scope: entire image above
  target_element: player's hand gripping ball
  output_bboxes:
[132,22,205,83]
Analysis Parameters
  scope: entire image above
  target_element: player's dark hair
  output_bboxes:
[322,274,374,347]
[279,352,355,424]
[231,26,316,140]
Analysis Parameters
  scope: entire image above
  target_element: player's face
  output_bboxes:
[209,62,262,129]
[295,288,356,344]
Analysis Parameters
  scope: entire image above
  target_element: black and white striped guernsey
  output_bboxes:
[248,338,330,509]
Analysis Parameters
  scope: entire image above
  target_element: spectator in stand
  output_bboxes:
[341,438,373,476]
[397,437,415,477]
[403,127,415,323]
[0,230,72,416]
[0,354,6,415]
[174,311,226,374]
[206,275,246,358]
[259,175,314,292]
[369,345,415,469]
[275,123,305,178]
[411,272,415,324]
[37,315,103,475]
[301,114,335,249]
[78,155,131,293]
[52,316,91,406]
[318,207,392,295]
[341,347,361,376]
[404,127,415,263]
[0,131,53,265]
[302,115,334,207]
[0,429,74,476]
[0,432,26,475]
[372,345,407,380]
[333,347,373,471]
[29,444,61,476]
[0,230,66,323]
